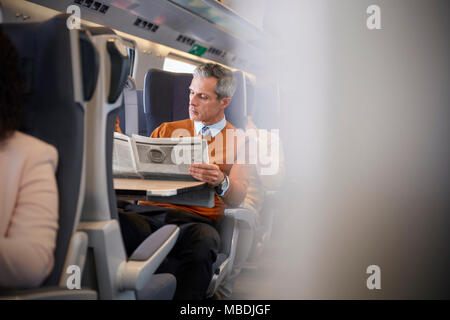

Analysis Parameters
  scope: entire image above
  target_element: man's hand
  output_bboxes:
[189,163,225,187]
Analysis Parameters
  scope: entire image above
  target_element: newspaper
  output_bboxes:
[113,132,209,180]
[112,132,141,178]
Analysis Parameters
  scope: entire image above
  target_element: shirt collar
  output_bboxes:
[194,116,226,138]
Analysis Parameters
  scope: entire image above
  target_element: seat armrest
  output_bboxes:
[225,207,256,229]
[117,224,179,291]
[0,287,97,300]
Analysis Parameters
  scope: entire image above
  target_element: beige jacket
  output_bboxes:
[0,131,58,289]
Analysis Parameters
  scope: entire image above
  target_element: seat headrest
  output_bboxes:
[79,30,99,101]
[106,38,131,104]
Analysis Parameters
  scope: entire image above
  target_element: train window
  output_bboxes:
[163,57,196,73]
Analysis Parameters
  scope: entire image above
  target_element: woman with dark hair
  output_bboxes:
[0,27,59,289]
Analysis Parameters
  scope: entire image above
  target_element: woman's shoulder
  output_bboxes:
[7,131,58,168]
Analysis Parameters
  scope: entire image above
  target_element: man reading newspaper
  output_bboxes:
[118,63,249,300]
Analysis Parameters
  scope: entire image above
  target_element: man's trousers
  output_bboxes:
[117,203,221,300]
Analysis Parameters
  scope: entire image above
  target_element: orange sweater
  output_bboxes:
[115,116,122,134]
[141,119,250,220]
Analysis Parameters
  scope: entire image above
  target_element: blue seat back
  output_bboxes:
[143,69,192,134]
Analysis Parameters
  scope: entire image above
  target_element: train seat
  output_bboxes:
[0,14,96,299]
[77,28,179,300]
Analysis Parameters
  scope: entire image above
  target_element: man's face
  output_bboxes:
[189,76,230,125]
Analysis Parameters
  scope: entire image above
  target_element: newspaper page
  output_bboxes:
[112,132,141,178]
[131,134,209,180]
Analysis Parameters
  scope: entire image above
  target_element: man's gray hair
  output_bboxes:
[193,63,236,99]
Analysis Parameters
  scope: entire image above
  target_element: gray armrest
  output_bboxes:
[0,287,97,300]
[117,224,179,291]
[225,207,257,229]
